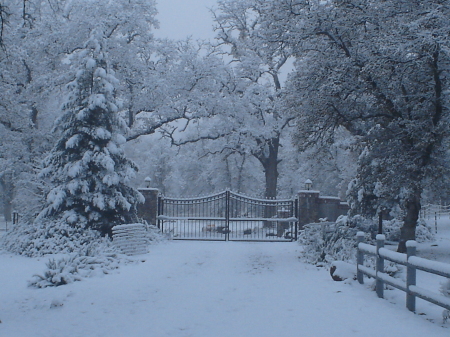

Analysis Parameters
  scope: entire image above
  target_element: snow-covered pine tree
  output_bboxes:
[38,31,144,237]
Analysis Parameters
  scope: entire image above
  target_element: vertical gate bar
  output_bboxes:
[192,199,194,237]
[198,198,201,238]
[163,197,167,234]
[157,195,161,229]
[294,198,299,241]
[198,199,200,238]
[222,194,224,238]
[158,196,163,231]
[175,200,178,237]
[172,200,175,237]
[203,196,206,238]
[219,194,222,239]
[213,196,214,238]
[173,200,176,238]
[225,190,230,241]
[217,195,220,239]
[173,200,176,235]
[184,200,187,239]
[189,200,192,239]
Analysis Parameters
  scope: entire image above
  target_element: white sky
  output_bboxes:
[154,0,219,40]
[153,0,294,84]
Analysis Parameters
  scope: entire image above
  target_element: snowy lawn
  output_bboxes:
[1,238,449,337]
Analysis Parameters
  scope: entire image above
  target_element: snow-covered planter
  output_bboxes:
[112,224,148,255]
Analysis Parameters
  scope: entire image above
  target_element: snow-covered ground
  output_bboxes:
[1,216,449,337]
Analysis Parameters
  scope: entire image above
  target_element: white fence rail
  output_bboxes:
[420,204,450,219]
[356,232,450,313]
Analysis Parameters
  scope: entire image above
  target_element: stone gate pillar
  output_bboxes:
[137,187,159,227]
[297,190,320,228]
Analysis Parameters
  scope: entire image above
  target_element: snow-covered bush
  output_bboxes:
[28,225,168,288]
[415,219,435,242]
[382,218,434,243]
[30,256,82,287]
[298,216,371,265]
[2,222,167,258]
[29,244,128,288]
[298,215,434,265]
[1,219,108,257]
[146,224,170,243]
[1,220,167,257]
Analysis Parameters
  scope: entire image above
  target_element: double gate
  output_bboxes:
[157,190,298,241]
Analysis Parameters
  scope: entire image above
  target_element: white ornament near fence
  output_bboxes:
[112,224,148,256]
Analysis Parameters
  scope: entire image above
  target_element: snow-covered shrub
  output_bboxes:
[381,218,434,243]
[146,224,170,243]
[415,219,435,242]
[2,219,168,257]
[1,219,109,257]
[29,244,131,288]
[297,215,435,266]
[298,216,371,265]
[30,256,82,287]
[23,224,168,288]
[341,216,434,243]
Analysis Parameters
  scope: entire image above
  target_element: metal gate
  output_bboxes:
[157,190,298,241]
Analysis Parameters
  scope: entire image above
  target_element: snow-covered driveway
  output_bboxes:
[1,241,448,336]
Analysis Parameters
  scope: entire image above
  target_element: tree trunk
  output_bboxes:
[254,137,280,199]
[397,190,421,253]
[127,80,135,127]
[254,137,280,228]
[0,173,14,222]
[30,106,38,128]
[128,110,134,128]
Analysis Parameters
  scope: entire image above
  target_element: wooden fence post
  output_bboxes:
[357,232,365,284]
[406,240,417,312]
[376,234,385,298]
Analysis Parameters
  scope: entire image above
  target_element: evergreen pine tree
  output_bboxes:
[38,32,144,237]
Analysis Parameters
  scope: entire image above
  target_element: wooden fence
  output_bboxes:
[356,232,450,313]
[420,204,450,219]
